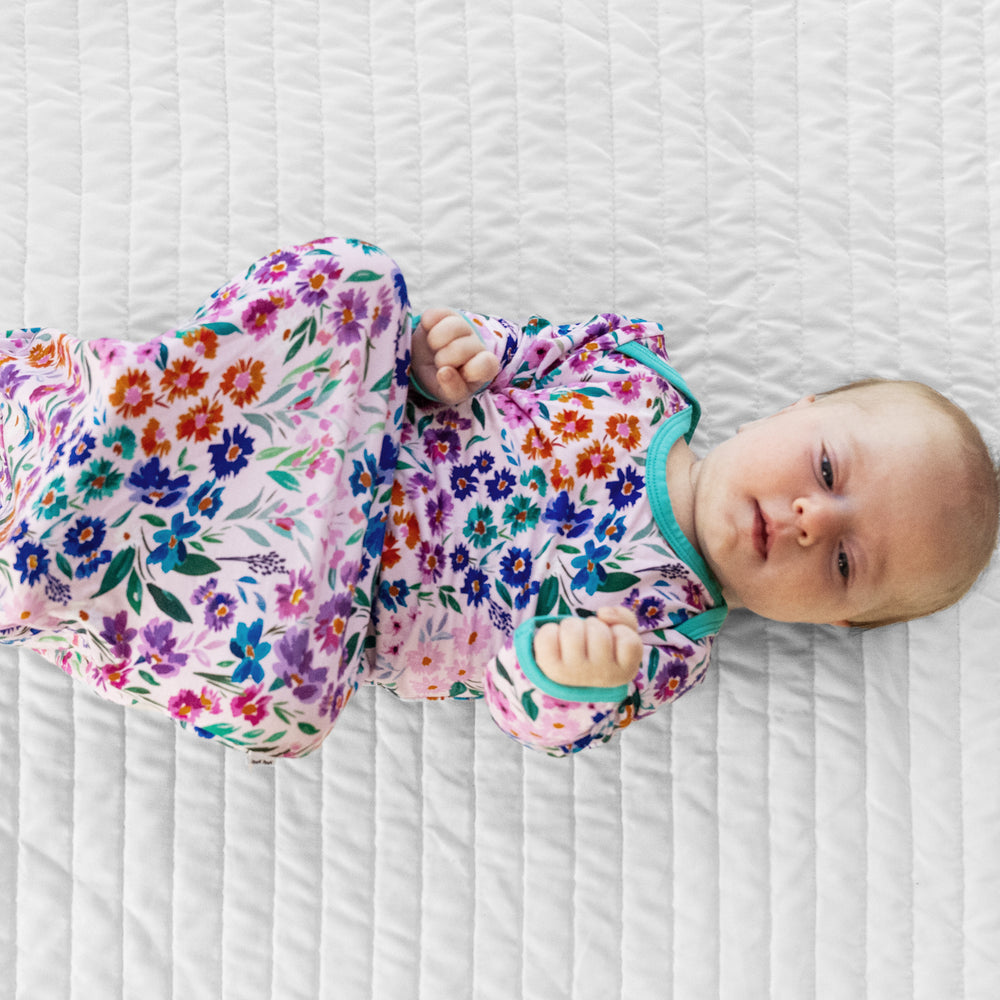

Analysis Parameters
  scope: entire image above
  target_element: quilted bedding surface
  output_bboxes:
[1,1,998,998]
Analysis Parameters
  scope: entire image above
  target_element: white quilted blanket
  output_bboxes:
[1,1,998,998]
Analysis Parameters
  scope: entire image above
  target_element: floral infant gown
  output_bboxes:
[0,237,725,758]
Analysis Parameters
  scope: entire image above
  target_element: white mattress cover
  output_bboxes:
[0,1,998,998]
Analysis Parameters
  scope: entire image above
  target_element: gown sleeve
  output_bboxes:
[482,616,714,756]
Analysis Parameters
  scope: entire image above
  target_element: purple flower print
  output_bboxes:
[274,627,328,703]
[423,427,461,465]
[100,610,137,659]
[138,618,188,677]
[331,288,368,344]
[255,250,301,284]
[295,259,343,306]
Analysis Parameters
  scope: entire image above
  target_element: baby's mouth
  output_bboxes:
[753,502,768,559]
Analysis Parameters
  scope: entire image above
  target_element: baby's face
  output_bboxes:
[690,388,962,625]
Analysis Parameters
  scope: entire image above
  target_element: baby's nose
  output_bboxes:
[793,495,839,545]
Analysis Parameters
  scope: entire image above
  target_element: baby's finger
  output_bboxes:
[583,615,615,665]
[596,605,640,632]
[611,626,643,673]
[459,352,500,389]
[426,314,478,352]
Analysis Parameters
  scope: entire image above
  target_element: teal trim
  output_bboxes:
[646,415,726,609]
[617,338,728,619]
[672,604,729,641]
[513,617,632,704]
[618,340,701,440]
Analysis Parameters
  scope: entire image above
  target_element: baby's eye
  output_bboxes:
[820,452,834,488]
[837,550,850,580]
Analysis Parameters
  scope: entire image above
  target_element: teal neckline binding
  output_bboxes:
[617,340,727,640]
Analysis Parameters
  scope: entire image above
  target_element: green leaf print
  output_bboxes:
[521,690,540,721]
[174,554,222,576]
[148,583,193,623]
[56,552,73,580]
[140,513,167,528]
[346,269,384,282]
[94,546,135,597]
[266,470,300,491]
[297,722,320,735]
[598,572,641,593]
[127,570,143,613]
[536,577,559,616]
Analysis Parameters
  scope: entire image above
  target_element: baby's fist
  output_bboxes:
[411,309,500,404]
[533,606,642,689]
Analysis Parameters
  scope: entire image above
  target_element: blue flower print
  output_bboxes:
[64,515,106,557]
[606,466,644,509]
[500,547,532,588]
[378,578,409,612]
[14,540,48,585]
[544,493,594,538]
[67,432,96,466]
[486,469,515,501]
[461,567,491,606]
[571,540,612,595]
[128,456,190,508]
[230,619,271,684]
[148,512,200,572]
[187,481,224,519]
[450,464,479,500]
[208,425,255,479]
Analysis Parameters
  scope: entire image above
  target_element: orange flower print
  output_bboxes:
[181,326,218,360]
[28,340,56,368]
[393,509,421,549]
[141,417,171,457]
[220,358,266,407]
[605,413,641,450]
[176,397,224,442]
[160,357,208,401]
[575,441,616,479]
[109,369,154,418]
[549,460,575,493]
[550,408,594,442]
[521,427,553,461]
[382,531,402,569]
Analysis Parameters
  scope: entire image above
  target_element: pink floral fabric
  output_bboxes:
[0,237,725,758]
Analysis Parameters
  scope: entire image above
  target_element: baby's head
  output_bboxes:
[692,377,999,628]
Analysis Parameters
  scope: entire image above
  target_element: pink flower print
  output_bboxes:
[91,661,132,691]
[204,282,241,318]
[242,298,279,340]
[452,610,491,660]
[230,684,272,726]
[609,376,642,404]
[485,672,519,728]
[169,689,206,722]
[276,568,315,619]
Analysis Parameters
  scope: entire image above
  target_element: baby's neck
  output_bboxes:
[665,438,701,558]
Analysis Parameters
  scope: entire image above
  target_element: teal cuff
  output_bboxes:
[513,616,632,704]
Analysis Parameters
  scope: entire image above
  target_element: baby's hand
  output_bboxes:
[533,606,643,689]
[411,308,500,404]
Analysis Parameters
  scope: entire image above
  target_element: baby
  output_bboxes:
[1,237,995,758]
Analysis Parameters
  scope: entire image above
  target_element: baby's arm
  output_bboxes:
[410,309,501,404]
[533,606,642,688]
